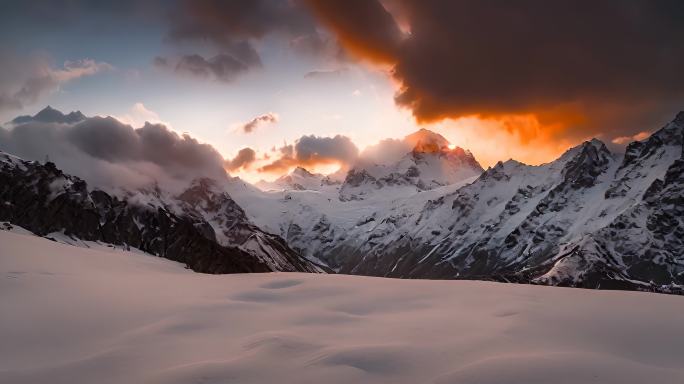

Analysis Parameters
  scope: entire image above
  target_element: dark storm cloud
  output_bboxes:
[226,147,257,171]
[161,0,328,81]
[0,110,228,191]
[168,0,317,44]
[260,134,359,173]
[0,0,163,26]
[305,0,684,140]
[305,0,403,63]
[241,113,278,133]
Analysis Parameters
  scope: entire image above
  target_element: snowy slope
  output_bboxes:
[2,230,684,384]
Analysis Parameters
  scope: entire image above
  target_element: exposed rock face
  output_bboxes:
[0,153,320,274]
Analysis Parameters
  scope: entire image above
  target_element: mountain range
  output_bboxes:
[1,106,683,293]
[0,149,322,274]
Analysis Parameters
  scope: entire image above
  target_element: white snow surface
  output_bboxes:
[2,230,684,384]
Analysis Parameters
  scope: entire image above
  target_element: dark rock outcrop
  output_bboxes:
[0,154,319,274]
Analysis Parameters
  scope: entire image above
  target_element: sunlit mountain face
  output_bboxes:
[1,0,683,185]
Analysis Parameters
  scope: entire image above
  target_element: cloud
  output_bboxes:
[225,147,256,171]
[359,138,411,165]
[289,33,345,60]
[160,0,329,82]
[296,134,359,163]
[358,129,451,166]
[305,0,684,142]
[0,52,113,112]
[240,112,279,133]
[612,131,651,145]
[115,102,170,128]
[155,54,251,83]
[0,108,227,193]
[168,0,317,45]
[49,59,113,83]
[259,134,359,173]
[305,0,404,64]
[152,56,169,68]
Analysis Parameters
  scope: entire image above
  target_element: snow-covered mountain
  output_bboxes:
[230,113,684,292]
[255,166,338,191]
[0,151,322,273]
[9,105,86,126]
[339,129,483,200]
[2,106,683,292]
[227,128,484,268]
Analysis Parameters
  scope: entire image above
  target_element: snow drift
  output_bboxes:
[1,230,683,384]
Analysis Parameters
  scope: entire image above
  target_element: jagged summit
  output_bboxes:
[336,128,484,200]
[291,166,315,177]
[5,104,684,292]
[673,110,684,126]
[10,106,86,125]
[229,111,684,292]
[255,166,327,191]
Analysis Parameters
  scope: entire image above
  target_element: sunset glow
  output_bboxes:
[2,1,678,185]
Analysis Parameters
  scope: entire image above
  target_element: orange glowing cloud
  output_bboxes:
[304,0,403,65]
[305,0,684,151]
[248,134,359,178]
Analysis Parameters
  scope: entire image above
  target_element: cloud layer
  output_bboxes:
[156,0,332,82]
[0,110,227,193]
[306,0,684,141]
[260,134,359,173]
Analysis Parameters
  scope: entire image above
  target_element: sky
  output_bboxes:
[1,0,683,183]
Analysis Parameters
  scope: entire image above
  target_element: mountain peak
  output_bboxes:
[447,145,474,158]
[34,105,65,119]
[674,111,684,126]
[560,138,613,188]
[291,166,315,177]
[640,112,684,146]
[584,138,610,153]
[11,106,86,125]
[405,128,450,153]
